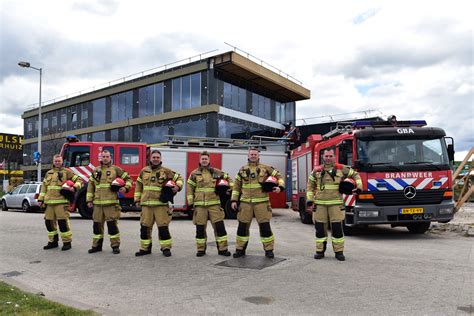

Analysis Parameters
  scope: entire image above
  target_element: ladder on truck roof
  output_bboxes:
[149,135,289,151]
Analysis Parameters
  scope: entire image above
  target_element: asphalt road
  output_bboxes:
[0,208,472,315]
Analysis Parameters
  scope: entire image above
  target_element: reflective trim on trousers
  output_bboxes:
[260,235,274,243]
[109,233,120,239]
[93,234,104,239]
[236,235,249,242]
[331,237,345,244]
[196,238,207,245]
[315,237,328,243]
[216,235,228,242]
[315,200,343,205]
[160,239,172,246]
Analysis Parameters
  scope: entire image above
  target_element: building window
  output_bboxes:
[92,98,106,126]
[138,123,169,143]
[71,112,77,129]
[172,78,181,111]
[92,131,105,141]
[81,104,89,128]
[181,75,191,110]
[111,91,133,123]
[191,72,200,108]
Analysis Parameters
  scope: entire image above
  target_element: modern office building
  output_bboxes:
[21,51,310,179]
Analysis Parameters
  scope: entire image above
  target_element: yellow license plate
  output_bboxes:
[400,208,424,214]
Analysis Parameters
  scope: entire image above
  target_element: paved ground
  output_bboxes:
[0,205,473,315]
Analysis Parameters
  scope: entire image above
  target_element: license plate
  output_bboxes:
[400,208,424,214]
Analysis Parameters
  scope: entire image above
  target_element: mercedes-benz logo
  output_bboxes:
[403,185,416,199]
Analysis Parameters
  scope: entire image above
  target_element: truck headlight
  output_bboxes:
[439,208,453,215]
[358,210,379,217]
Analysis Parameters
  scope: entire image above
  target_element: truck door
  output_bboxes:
[338,140,353,166]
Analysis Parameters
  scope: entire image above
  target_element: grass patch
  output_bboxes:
[0,281,97,315]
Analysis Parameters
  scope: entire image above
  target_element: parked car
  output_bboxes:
[1,182,42,212]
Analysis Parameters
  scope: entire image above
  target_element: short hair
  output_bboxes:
[249,147,260,152]
[200,151,210,157]
[102,150,111,156]
[53,154,62,159]
[323,147,335,154]
[150,150,161,157]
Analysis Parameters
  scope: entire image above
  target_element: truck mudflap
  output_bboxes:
[346,200,455,226]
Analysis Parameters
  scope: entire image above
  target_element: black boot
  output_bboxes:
[135,249,151,256]
[112,247,120,254]
[233,249,246,258]
[218,250,231,256]
[61,242,71,251]
[88,246,102,253]
[265,250,274,259]
[314,252,325,259]
[162,249,172,257]
[335,251,345,261]
[196,250,206,257]
[44,234,59,250]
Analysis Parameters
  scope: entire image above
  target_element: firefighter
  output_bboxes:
[38,154,82,251]
[306,148,362,261]
[187,151,232,257]
[86,150,132,254]
[134,150,183,257]
[231,147,285,259]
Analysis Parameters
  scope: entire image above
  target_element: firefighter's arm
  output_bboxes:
[172,171,184,192]
[37,176,48,204]
[345,166,363,192]
[118,167,132,192]
[224,172,233,194]
[134,170,144,203]
[269,166,285,192]
[67,169,83,191]
[86,176,96,203]
[186,172,196,206]
[231,170,242,202]
[306,170,317,206]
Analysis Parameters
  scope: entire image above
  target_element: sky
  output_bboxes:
[0,0,472,159]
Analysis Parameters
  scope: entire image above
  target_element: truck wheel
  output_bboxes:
[224,200,236,219]
[299,200,313,224]
[77,193,93,219]
[406,222,431,234]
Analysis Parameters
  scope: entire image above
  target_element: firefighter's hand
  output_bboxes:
[353,188,362,194]
[226,189,232,195]
[135,202,141,208]
[272,186,281,193]
[37,201,43,207]
[172,186,179,194]
[87,202,93,208]
[119,187,127,194]
[188,204,194,211]
[231,201,238,211]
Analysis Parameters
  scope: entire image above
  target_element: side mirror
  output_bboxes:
[447,144,455,163]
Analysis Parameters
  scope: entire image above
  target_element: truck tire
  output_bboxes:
[2,199,8,211]
[299,199,313,224]
[77,192,93,219]
[406,222,431,234]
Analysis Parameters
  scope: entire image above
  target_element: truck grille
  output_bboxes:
[371,190,445,206]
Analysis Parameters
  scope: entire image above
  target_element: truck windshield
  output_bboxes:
[357,138,449,170]
[62,145,91,167]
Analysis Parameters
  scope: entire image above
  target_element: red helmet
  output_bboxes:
[111,177,125,192]
[339,178,356,195]
[262,176,278,192]
[160,180,177,203]
[215,178,230,196]
[60,180,75,202]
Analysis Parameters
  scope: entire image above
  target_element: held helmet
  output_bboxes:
[339,178,357,195]
[262,176,278,192]
[60,180,75,202]
[215,178,230,196]
[159,180,177,203]
[111,177,125,192]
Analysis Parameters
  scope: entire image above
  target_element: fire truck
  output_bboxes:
[290,119,456,234]
[60,136,288,219]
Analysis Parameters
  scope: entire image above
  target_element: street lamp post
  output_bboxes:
[18,61,42,182]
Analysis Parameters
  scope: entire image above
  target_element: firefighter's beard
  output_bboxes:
[151,162,162,169]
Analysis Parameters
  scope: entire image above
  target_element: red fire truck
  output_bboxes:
[60,136,288,219]
[290,119,455,234]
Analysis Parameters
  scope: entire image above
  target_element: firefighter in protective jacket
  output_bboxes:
[38,154,82,251]
[134,150,183,257]
[86,150,132,254]
[187,151,232,257]
[231,147,285,259]
[306,148,362,261]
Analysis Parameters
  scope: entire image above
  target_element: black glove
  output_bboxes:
[306,201,313,207]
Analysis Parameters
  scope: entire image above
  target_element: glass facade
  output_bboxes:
[23,68,299,167]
